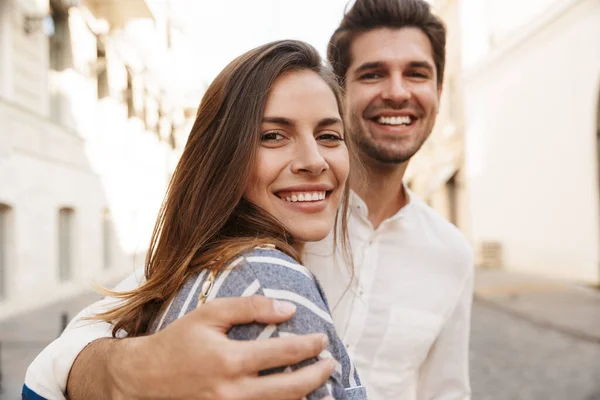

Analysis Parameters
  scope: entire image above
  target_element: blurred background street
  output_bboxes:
[0,0,599,398]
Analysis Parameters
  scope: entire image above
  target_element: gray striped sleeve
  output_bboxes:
[153,248,367,400]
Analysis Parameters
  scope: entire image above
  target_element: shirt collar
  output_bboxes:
[349,182,414,222]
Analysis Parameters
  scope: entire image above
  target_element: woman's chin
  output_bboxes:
[290,230,330,244]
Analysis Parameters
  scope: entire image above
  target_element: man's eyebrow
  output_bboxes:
[409,61,435,71]
[353,60,435,74]
[262,117,294,126]
[353,61,383,75]
[316,117,343,129]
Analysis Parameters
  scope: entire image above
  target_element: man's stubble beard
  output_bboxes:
[349,111,430,165]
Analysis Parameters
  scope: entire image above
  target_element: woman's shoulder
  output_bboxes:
[230,247,330,308]
[239,246,299,265]
[235,246,314,281]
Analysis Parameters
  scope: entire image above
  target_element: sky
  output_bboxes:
[165,0,354,89]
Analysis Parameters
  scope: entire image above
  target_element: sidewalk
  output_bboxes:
[474,268,600,343]
[0,291,104,400]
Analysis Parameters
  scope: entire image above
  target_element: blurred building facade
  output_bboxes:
[407,0,468,232]
[0,0,193,319]
[414,0,600,284]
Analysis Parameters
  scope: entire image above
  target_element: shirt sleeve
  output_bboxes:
[417,259,474,400]
[23,269,144,400]
[218,254,356,400]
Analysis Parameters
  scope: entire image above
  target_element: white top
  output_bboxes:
[24,189,473,400]
[304,190,474,400]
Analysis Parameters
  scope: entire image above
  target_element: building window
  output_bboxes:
[48,2,70,71]
[126,67,135,118]
[446,173,458,225]
[58,207,74,281]
[48,1,72,123]
[168,123,177,149]
[102,209,112,269]
[96,36,109,99]
[0,204,11,300]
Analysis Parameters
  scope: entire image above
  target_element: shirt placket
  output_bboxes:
[343,213,378,358]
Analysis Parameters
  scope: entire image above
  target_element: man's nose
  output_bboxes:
[290,139,328,175]
[382,74,410,103]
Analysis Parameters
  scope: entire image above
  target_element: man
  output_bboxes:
[307,2,472,398]
[24,0,473,399]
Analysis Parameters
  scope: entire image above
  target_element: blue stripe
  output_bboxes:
[22,384,48,400]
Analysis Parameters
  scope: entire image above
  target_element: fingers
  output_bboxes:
[193,296,296,331]
[234,333,328,372]
[235,358,336,400]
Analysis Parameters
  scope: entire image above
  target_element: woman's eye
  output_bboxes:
[260,132,285,142]
[318,133,344,143]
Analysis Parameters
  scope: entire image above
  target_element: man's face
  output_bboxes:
[345,27,442,165]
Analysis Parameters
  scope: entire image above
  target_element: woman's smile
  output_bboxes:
[274,183,333,212]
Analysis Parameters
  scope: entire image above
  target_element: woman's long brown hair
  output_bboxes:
[95,40,357,337]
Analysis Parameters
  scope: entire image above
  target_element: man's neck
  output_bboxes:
[351,156,409,229]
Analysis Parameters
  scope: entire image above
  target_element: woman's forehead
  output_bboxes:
[263,70,340,119]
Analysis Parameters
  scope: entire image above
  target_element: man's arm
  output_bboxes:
[24,289,335,400]
[65,296,335,400]
[24,271,143,399]
[417,263,474,400]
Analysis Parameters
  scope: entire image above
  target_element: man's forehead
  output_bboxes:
[348,27,435,70]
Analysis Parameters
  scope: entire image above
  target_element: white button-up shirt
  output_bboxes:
[25,189,473,400]
[304,190,474,400]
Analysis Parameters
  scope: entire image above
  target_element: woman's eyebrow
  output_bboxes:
[262,116,294,126]
[316,117,343,129]
[262,117,342,129]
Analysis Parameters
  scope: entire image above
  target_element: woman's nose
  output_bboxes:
[290,138,328,175]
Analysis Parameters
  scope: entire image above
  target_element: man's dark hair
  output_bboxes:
[328,0,446,87]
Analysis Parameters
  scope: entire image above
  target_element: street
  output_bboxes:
[2,294,599,400]
[470,300,600,400]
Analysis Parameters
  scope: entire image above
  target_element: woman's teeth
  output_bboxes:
[281,192,326,202]
[377,116,412,125]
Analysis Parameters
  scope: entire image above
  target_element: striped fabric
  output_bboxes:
[152,247,367,400]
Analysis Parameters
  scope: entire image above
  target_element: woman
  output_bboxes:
[98,40,366,399]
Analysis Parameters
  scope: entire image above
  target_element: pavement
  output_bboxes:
[0,291,104,399]
[470,300,600,400]
[474,268,600,344]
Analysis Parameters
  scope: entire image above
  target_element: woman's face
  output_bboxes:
[244,69,349,243]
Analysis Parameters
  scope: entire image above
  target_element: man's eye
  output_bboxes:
[260,132,285,142]
[409,71,429,79]
[359,72,382,80]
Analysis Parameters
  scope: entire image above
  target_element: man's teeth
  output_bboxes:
[283,192,326,202]
[377,116,412,125]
